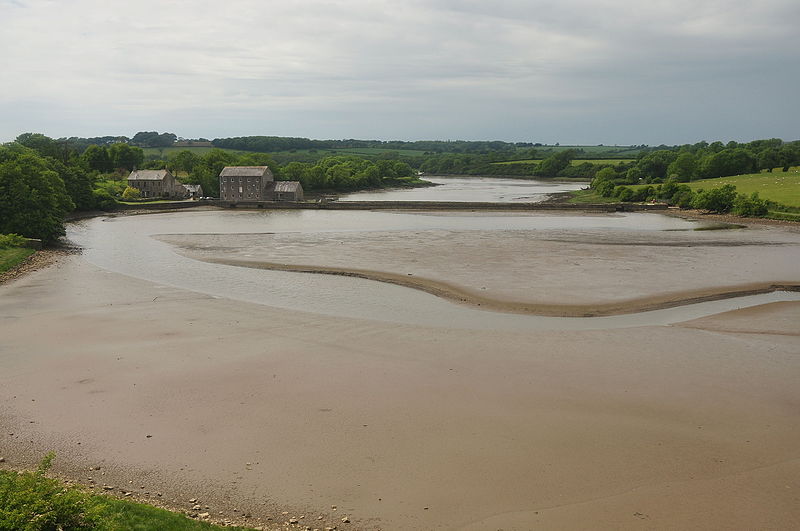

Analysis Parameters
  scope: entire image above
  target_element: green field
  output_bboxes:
[687,171,800,208]
[566,189,620,204]
[0,247,34,274]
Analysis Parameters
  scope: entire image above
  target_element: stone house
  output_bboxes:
[219,166,304,202]
[219,166,274,201]
[127,169,180,199]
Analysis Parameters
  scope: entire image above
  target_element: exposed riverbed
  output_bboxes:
[1,192,799,530]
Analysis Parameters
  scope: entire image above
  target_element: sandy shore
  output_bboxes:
[1,261,798,529]
[1,211,799,530]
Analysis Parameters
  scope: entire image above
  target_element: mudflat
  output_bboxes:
[1,212,799,530]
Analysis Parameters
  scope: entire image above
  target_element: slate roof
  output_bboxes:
[182,184,203,193]
[271,181,303,193]
[219,166,270,177]
[128,169,172,181]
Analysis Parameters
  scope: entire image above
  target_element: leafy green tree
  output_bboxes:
[0,146,74,243]
[536,149,575,176]
[108,143,144,171]
[82,144,113,173]
[666,152,697,182]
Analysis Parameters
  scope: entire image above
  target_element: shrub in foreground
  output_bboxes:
[0,453,98,530]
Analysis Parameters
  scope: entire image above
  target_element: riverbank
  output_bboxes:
[1,250,798,530]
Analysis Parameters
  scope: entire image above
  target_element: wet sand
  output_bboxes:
[156,223,800,316]
[1,214,799,530]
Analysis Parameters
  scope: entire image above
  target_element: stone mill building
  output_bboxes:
[219,166,303,202]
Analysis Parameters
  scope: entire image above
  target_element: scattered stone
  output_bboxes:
[282,511,289,515]
[157,493,163,497]
[146,434,152,438]
[192,504,202,511]
[124,492,132,497]
[341,516,350,523]
[318,516,324,520]
[189,498,197,503]
[289,517,299,524]
[199,512,210,519]
[0,457,5,463]
[102,485,114,490]
[331,505,337,510]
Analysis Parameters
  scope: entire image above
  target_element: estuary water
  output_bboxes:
[67,207,800,331]
[338,175,585,201]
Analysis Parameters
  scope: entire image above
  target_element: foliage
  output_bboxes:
[0,453,99,530]
[0,145,74,244]
[0,233,27,248]
[688,184,738,212]
[122,186,141,200]
[732,192,768,217]
[130,131,177,148]
[107,143,144,171]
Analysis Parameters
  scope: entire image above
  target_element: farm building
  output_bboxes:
[219,166,303,202]
[127,169,181,199]
[181,184,204,199]
[267,181,304,201]
[219,166,274,201]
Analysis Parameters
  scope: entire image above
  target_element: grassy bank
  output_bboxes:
[565,189,620,204]
[686,171,800,208]
[0,458,256,531]
[0,247,34,274]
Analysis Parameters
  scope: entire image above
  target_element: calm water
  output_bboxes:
[339,176,585,202]
[67,208,800,330]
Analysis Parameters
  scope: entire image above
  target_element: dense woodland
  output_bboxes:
[1,131,799,244]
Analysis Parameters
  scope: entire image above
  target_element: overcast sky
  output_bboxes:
[1,0,797,144]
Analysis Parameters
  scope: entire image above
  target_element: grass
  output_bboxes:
[0,247,34,274]
[686,170,800,208]
[565,189,620,204]
[0,460,257,531]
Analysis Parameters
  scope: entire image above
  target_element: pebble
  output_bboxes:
[0,457,5,463]
[189,498,197,503]
[192,504,202,511]
[341,516,350,523]
[289,517,299,524]
[199,512,210,519]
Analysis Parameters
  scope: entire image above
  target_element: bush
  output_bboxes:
[0,453,99,530]
[0,233,27,248]
[691,184,738,213]
[91,188,118,211]
[732,192,768,217]
[122,186,141,200]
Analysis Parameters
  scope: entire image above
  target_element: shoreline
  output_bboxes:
[195,256,800,317]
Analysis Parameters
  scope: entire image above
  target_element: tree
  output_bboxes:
[108,143,144,171]
[666,152,697,182]
[82,144,113,173]
[0,146,74,244]
[536,149,575,176]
